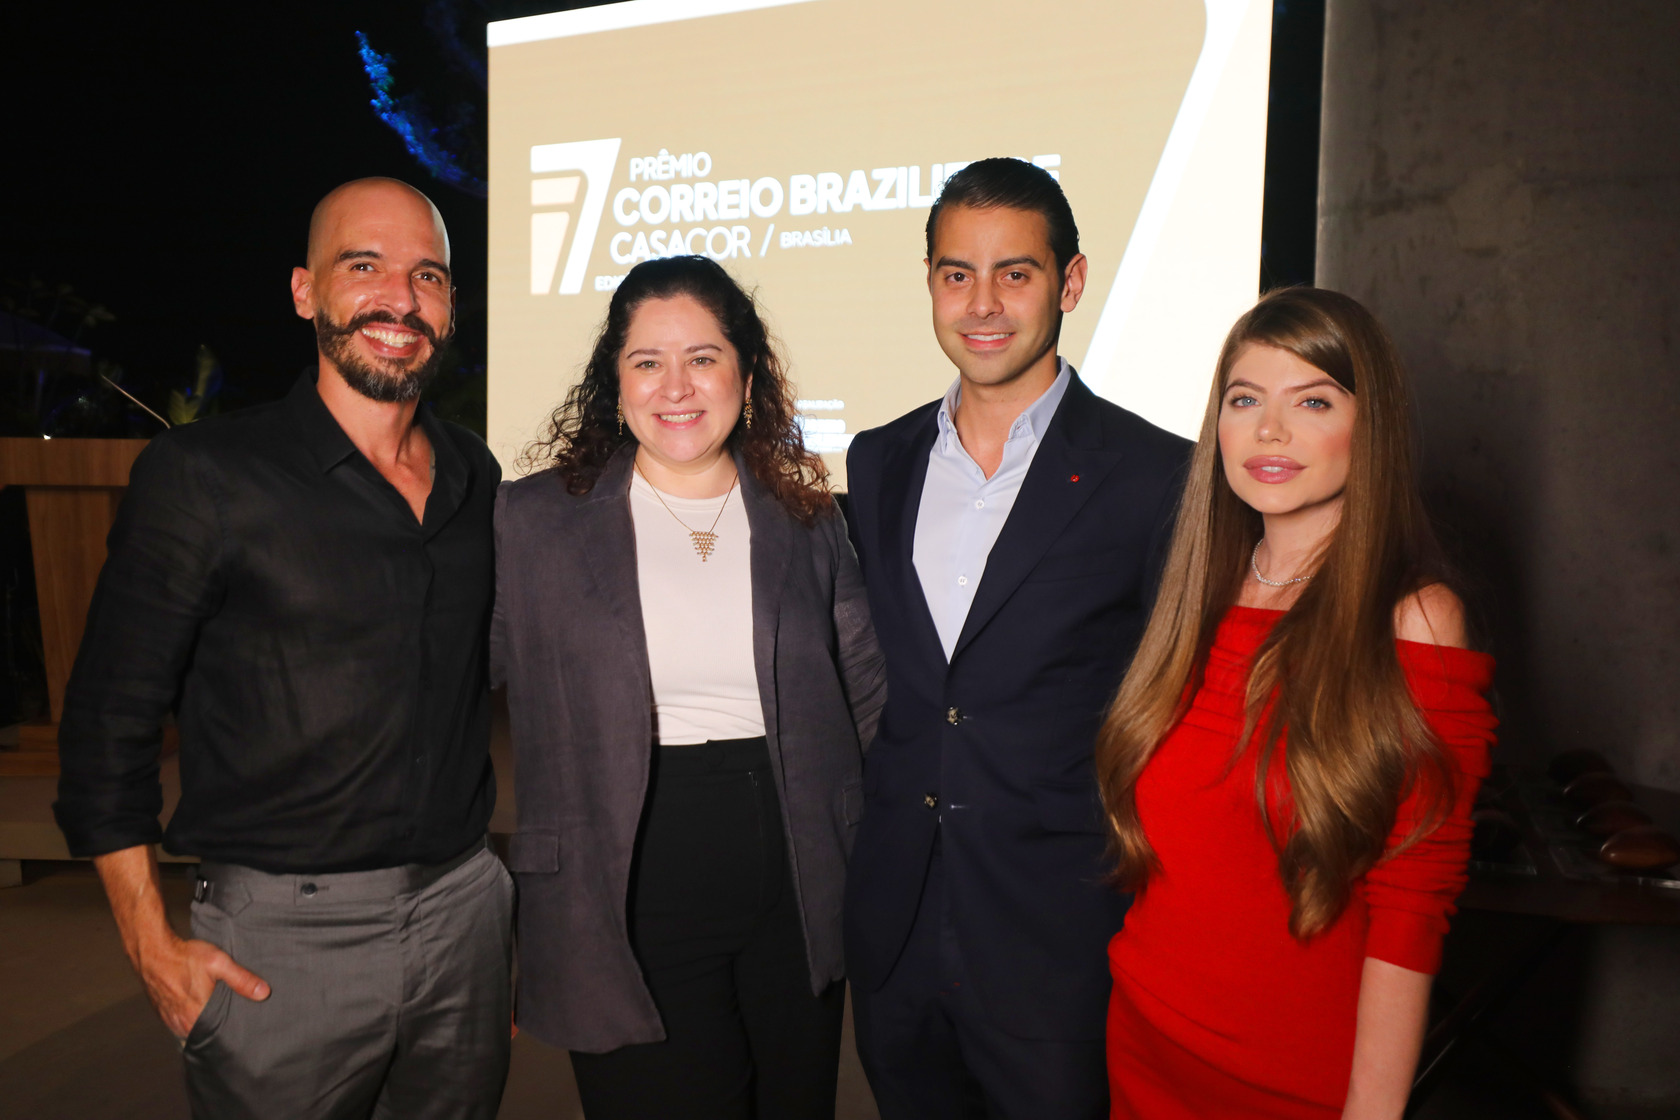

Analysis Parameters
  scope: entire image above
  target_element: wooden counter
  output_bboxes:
[0,437,152,775]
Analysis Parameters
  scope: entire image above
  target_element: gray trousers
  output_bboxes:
[182,841,514,1120]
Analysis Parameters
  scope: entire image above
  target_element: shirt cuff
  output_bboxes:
[53,802,165,859]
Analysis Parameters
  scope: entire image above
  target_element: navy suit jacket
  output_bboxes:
[843,370,1191,1041]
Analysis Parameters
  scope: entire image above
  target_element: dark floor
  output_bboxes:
[1,861,1673,1120]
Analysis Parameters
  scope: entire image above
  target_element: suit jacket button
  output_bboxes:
[946,706,962,725]
[924,793,938,810]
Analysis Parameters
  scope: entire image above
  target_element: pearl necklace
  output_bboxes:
[1250,540,1313,587]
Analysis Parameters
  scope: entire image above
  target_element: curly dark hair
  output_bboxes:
[518,255,832,523]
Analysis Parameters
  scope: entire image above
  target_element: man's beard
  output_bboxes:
[314,309,448,403]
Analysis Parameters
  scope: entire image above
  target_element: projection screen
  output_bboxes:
[487,0,1273,484]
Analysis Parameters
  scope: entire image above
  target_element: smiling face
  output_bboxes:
[1217,342,1357,520]
[619,294,748,482]
[291,180,454,403]
[926,203,1087,392]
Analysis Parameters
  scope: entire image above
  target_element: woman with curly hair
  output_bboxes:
[492,256,886,1119]
[1097,288,1498,1118]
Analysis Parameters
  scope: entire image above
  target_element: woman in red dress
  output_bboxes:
[1096,288,1497,1119]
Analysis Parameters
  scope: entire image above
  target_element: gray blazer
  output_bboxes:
[491,446,886,1053]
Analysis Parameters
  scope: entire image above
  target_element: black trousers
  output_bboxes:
[852,839,1109,1120]
[569,737,844,1120]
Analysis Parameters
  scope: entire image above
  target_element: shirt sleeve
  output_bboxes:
[53,434,225,857]
[1359,643,1498,974]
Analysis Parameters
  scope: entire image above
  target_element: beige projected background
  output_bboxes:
[488,0,1271,483]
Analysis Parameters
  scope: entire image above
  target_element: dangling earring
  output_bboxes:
[616,400,624,435]
[743,399,754,431]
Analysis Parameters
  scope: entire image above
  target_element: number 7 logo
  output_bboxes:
[529,138,623,295]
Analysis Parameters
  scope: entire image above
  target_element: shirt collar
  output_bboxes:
[286,370,359,473]
[934,357,1073,450]
[284,369,465,499]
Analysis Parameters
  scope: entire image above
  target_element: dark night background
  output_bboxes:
[2,2,509,435]
[0,0,1322,722]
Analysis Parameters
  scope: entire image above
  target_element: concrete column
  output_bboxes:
[1318,0,1680,791]
[1318,4,1680,1108]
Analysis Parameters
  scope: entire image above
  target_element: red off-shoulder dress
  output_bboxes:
[1106,606,1497,1119]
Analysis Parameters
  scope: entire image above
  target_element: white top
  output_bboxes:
[913,359,1072,659]
[629,470,765,744]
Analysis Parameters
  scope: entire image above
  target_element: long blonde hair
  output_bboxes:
[1095,287,1452,939]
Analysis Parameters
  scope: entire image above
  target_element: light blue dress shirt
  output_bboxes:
[913,360,1072,660]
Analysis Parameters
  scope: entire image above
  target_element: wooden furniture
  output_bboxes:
[0,437,151,776]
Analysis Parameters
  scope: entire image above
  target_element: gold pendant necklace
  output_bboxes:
[636,464,737,561]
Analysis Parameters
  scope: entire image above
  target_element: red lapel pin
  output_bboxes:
[1069,474,1080,482]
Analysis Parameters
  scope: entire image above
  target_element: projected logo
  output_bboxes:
[529,138,622,295]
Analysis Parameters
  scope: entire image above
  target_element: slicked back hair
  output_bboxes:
[925,158,1081,276]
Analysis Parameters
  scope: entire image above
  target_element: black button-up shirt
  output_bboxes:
[54,373,500,873]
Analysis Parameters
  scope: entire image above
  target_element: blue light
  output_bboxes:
[356,31,486,197]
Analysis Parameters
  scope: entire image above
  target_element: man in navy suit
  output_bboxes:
[843,158,1191,1118]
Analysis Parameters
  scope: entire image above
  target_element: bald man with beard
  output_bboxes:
[55,179,512,1118]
